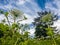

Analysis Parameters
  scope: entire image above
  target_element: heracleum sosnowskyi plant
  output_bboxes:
[9,9,28,34]
[10,9,27,23]
[0,9,31,45]
[4,12,10,25]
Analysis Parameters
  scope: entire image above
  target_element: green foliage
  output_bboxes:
[4,12,9,17]
[41,14,52,22]
[12,23,19,29]
[34,11,58,38]
[45,26,54,36]
[0,23,9,31]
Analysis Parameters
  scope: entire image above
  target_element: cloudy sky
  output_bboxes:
[0,0,60,35]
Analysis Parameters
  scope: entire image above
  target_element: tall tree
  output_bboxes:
[34,11,58,38]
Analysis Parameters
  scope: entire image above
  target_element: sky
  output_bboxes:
[0,0,60,35]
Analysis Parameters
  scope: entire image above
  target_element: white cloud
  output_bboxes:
[28,28,35,37]
[45,2,57,14]
[17,0,26,5]
[53,20,60,29]
[0,14,5,22]
[45,0,60,15]
[16,0,41,17]
[0,4,14,10]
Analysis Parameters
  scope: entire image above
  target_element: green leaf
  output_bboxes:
[4,12,9,17]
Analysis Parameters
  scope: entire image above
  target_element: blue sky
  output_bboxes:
[0,0,50,15]
[0,0,58,16]
[0,0,60,35]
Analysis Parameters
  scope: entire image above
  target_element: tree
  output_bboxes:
[34,11,58,38]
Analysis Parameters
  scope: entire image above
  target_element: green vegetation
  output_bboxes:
[0,9,60,45]
[34,11,58,38]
